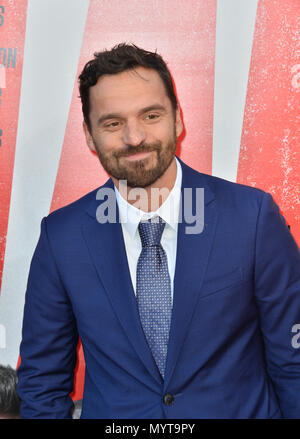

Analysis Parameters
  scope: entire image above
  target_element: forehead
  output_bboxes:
[89,66,171,114]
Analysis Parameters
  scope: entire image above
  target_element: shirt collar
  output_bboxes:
[114,157,182,238]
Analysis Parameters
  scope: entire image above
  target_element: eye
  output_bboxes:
[104,121,120,129]
[145,113,160,121]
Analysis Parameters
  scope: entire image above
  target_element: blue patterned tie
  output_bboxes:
[136,217,172,378]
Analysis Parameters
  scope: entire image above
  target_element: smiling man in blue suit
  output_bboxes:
[18,44,300,419]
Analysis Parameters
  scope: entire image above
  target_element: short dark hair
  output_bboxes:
[78,43,178,131]
[0,365,20,417]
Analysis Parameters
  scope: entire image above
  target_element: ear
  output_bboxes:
[175,107,183,138]
[83,121,97,152]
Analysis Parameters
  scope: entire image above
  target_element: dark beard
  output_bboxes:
[94,135,177,188]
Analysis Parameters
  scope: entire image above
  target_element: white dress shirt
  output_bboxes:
[114,157,182,300]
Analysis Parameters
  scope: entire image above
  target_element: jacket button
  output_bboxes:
[163,393,174,406]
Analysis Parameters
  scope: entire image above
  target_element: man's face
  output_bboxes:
[83,66,183,188]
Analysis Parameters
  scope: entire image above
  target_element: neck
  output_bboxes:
[113,157,177,212]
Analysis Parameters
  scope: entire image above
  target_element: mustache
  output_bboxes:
[113,141,161,159]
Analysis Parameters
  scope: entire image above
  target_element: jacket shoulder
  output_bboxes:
[44,180,112,235]
[48,187,98,221]
[181,159,267,208]
[204,172,265,201]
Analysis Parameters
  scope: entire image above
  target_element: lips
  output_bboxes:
[123,150,153,161]
[114,142,161,161]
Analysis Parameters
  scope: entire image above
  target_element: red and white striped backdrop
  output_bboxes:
[0,0,299,401]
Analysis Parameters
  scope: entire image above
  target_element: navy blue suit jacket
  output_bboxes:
[18,158,300,418]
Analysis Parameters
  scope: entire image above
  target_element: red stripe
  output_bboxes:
[0,0,28,293]
[237,0,300,246]
[50,0,217,401]
[51,0,217,212]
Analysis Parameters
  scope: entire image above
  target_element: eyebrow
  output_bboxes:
[97,104,167,126]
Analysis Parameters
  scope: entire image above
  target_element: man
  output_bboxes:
[17,44,300,419]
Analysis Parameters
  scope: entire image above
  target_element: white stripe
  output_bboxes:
[0,0,89,366]
[0,64,6,88]
[212,0,258,182]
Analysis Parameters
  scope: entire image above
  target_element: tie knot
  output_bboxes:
[138,217,166,247]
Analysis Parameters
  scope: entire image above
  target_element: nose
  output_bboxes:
[122,120,146,147]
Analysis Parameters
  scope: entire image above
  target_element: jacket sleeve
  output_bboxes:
[17,216,78,418]
[254,192,300,418]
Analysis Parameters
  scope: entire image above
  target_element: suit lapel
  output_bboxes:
[164,161,218,389]
[82,179,162,385]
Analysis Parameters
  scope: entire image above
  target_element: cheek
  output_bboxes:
[93,131,122,152]
[146,122,173,142]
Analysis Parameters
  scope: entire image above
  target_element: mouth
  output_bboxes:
[122,150,153,162]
